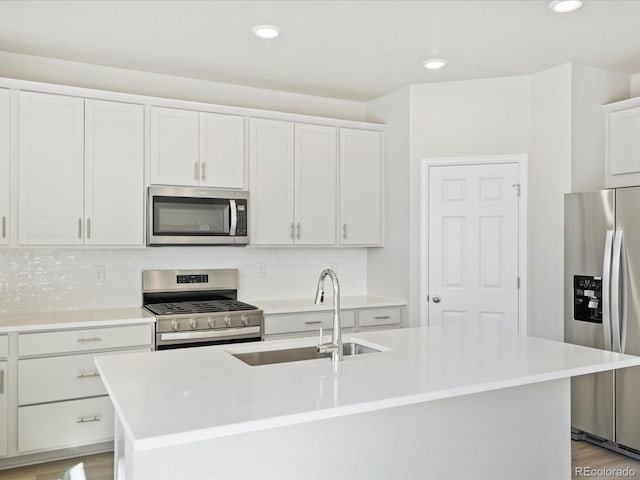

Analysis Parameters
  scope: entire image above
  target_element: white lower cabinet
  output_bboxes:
[16,323,153,455]
[0,360,7,457]
[264,306,402,339]
[18,396,114,453]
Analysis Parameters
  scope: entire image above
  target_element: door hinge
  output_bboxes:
[512,183,521,197]
[517,277,520,289]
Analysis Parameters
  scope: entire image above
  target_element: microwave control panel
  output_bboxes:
[236,200,248,236]
[573,275,602,324]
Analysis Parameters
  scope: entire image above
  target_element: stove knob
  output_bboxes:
[224,315,232,327]
[190,318,198,329]
[208,317,215,328]
[241,315,249,326]
[171,320,179,331]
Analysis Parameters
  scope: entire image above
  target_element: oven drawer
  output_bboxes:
[18,349,150,405]
[264,310,355,336]
[358,307,402,328]
[18,396,114,453]
[18,324,153,357]
[0,335,7,358]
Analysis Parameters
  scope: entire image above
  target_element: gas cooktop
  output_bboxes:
[145,299,259,316]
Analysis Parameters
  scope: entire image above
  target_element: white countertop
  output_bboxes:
[246,295,406,315]
[95,325,640,451]
[0,307,156,333]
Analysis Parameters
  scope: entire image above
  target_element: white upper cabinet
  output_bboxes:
[85,99,144,245]
[605,100,640,188]
[249,118,295,245]
[149,106,199,186]
[19,91,84,245]
[19,92,144,246]
[339,128,383,246]
[199,112,245,189]
[0,89,9,246]
[295,124,337,245]
[150,107,245,189]
[249,119,337,246]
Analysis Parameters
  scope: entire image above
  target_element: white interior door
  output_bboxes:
[427,162,520,333]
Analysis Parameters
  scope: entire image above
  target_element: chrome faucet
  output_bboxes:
[315,269,343,363]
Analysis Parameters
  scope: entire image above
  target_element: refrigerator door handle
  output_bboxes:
[602,229,614,352]
[611,230,624,353]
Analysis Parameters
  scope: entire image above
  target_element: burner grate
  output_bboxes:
[145,299,258,316]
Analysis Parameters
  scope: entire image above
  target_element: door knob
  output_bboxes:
[432,296,441,303]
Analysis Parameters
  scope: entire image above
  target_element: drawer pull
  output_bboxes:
[77,415,102,424]
[0,368,4,394]
[77,371,100,379]
[77,337,102,343]
[305,321,322,325]
[374,316,391,320]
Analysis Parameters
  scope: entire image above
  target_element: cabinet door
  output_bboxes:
[249,118,295,245]
[19,92,84,245]
[339,129,383,246]
[199,112,245,189]
[0,361,6,457]
[149,106,199,186]
[0,89,9,246]
[606,106,640,187]
[295,124,337,245]
[85,100,144,245]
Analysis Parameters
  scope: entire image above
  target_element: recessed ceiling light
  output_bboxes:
[252,25,281,39]
[422,58,447,70]
[549,0,583,13]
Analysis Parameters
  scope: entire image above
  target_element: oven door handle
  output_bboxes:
[229,199,238,236]
[159,326,259,342]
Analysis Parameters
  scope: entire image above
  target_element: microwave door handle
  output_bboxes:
[229,199,237,236]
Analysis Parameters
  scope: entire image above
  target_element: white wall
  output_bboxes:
[366,87,410,313]
[529,64,572,341]
[0,247,367,314]
[0,52,370,315]
[408,76,531,326]
[571,64,630,191]
[631,73,640,97]
[0,50,367,121]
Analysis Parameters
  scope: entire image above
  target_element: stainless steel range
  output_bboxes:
[142,269,263,350]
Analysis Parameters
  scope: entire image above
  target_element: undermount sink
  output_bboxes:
[231,341,381,367]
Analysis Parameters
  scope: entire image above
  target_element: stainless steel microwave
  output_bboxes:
[147,186,249,246]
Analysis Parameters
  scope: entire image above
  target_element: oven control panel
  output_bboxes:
[177,274,209,284]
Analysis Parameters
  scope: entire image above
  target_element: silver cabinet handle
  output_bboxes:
[77,336,102,343]
[77,371,100,379]
[201,162,206,181]
[0,368,4,394]
[432,296,441,303]
[77,415,101,424]
[290,222,295,240]
[305,321,322,325]
[86,218,91,239]
[2,216,5,239]
[78,218,83,239]
[296,223,301,239]
[374,316,390,320]
[194,161,199,181]
[342,224,347,240]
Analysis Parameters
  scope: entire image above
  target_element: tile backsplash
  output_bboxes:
[0,247,367,314]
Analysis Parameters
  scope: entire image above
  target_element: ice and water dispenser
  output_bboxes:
[573,275,602,323]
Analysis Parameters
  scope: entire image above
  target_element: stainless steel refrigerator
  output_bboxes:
[565,187,640,455]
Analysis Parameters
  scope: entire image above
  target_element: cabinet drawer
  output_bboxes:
[18,396,114,453]
[19,324,153,356]
[264,310,355,336]
[358,308,401,328]
[0,335,7,358]
[18,349,150,405]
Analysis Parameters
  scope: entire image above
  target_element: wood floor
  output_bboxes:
[0,440,639,479]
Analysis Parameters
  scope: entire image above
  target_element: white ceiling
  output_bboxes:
[0,0,639,101]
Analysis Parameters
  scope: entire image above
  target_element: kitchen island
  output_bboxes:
[95,326,640,479]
